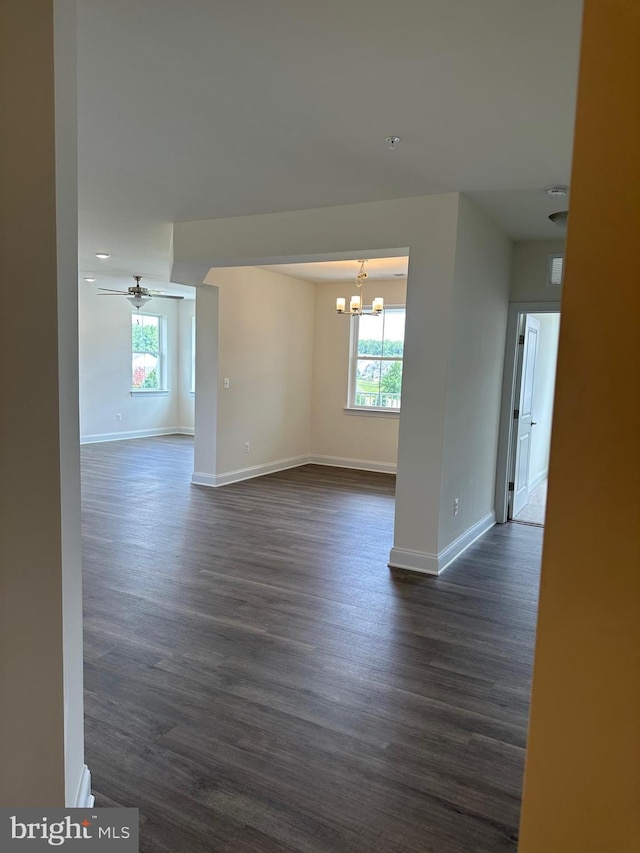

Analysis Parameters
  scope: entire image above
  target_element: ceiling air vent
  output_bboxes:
[547,253,564,287]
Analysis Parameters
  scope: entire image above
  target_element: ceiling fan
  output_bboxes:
[98,275,184,309]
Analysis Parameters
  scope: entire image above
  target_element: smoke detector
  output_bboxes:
[544,185,568,198]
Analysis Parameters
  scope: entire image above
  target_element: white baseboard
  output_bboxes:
[436,512,496,572]
[191,471,217,487]
[388,512,496,576]
[528,469,548,492]
[388,547,440,575]
[309,454,397,475]
[81,427,188,444]
[192,455,309,488]
[81,427,194,444]
[73,765,94,808]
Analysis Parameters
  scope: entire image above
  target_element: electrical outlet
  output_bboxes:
[453,498,459,516]
[244,441,250,453]
[116,413,122,422]
[223,377,230,389]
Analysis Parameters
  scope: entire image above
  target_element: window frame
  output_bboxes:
[347,304,405,414]
[547,253,564,287]
[130,311,167,393]
[190,314,196,394]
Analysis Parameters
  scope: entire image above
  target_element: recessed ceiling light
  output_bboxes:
[95,252,111,259]
[84,277,96,282]
[544,185,568,198]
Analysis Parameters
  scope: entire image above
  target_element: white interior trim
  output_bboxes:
[436,512,496,572]
[309,454,397,474]
[388,547,440,575]
[193,455,309,488]
[73,764,94,808]
[343,408,400,419]
[389,512,495,575]
[495,301,561,524]
[81,427,189,444]
[193,453,398,486]
[528,468,548,492]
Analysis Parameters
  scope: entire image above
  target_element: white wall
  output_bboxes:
[311,278,406,470]
[511,239,565,302]
[439,195,512,552]
[177,299,195,431]
[528,312,560,485]
[0,0,86,807]
[78,277,191,441]
[204,266,315,482]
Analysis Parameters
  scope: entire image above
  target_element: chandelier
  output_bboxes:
[336,260,383,316]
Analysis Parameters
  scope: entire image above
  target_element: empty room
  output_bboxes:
[3,3,638,853]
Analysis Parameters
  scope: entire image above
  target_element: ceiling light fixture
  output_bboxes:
[544,185,569,198]
[549,211,569,227]
[385,136,401,150]
[84,277,96,282]
[336,260,383,317]
[128,293,151,310]
[95,252,111,259]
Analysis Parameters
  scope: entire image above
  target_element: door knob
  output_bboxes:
[531,421,538,426]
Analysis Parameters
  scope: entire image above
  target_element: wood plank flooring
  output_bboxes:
[81,436,542,853]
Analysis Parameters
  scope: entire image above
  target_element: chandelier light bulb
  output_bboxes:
[335,260,383,317]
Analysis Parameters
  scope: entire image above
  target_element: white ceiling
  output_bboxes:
[260,257,409,283]
[76,0,582,286]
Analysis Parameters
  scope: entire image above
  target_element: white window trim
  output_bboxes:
[131,311,168,392]
[547,252,564,287]
[343,407,400,418]
[190,314,196,394]
[346,304,405,414]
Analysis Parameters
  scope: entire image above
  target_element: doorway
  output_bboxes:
[495,303,561,526]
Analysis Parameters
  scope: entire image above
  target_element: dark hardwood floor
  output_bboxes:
[81,436,542,853]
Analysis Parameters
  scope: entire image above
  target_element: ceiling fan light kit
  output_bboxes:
[128,294,151,309]
[336,260,384,317]
[96,275,184,308]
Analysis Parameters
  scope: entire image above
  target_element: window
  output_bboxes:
[131,313,165,390]
[190,314,196,393]
[547,253,564,286]
[349,307,405,411]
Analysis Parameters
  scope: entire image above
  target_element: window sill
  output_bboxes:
[343,407,400,419]
[130,389,170,397]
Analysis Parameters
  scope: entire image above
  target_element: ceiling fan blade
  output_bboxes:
[97,293,129,296]
[150,294,184,300]
[97,288,128,294]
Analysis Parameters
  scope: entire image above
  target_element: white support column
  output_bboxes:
[192,285,220,486]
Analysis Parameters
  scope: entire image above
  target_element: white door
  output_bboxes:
[512,315,540,517]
